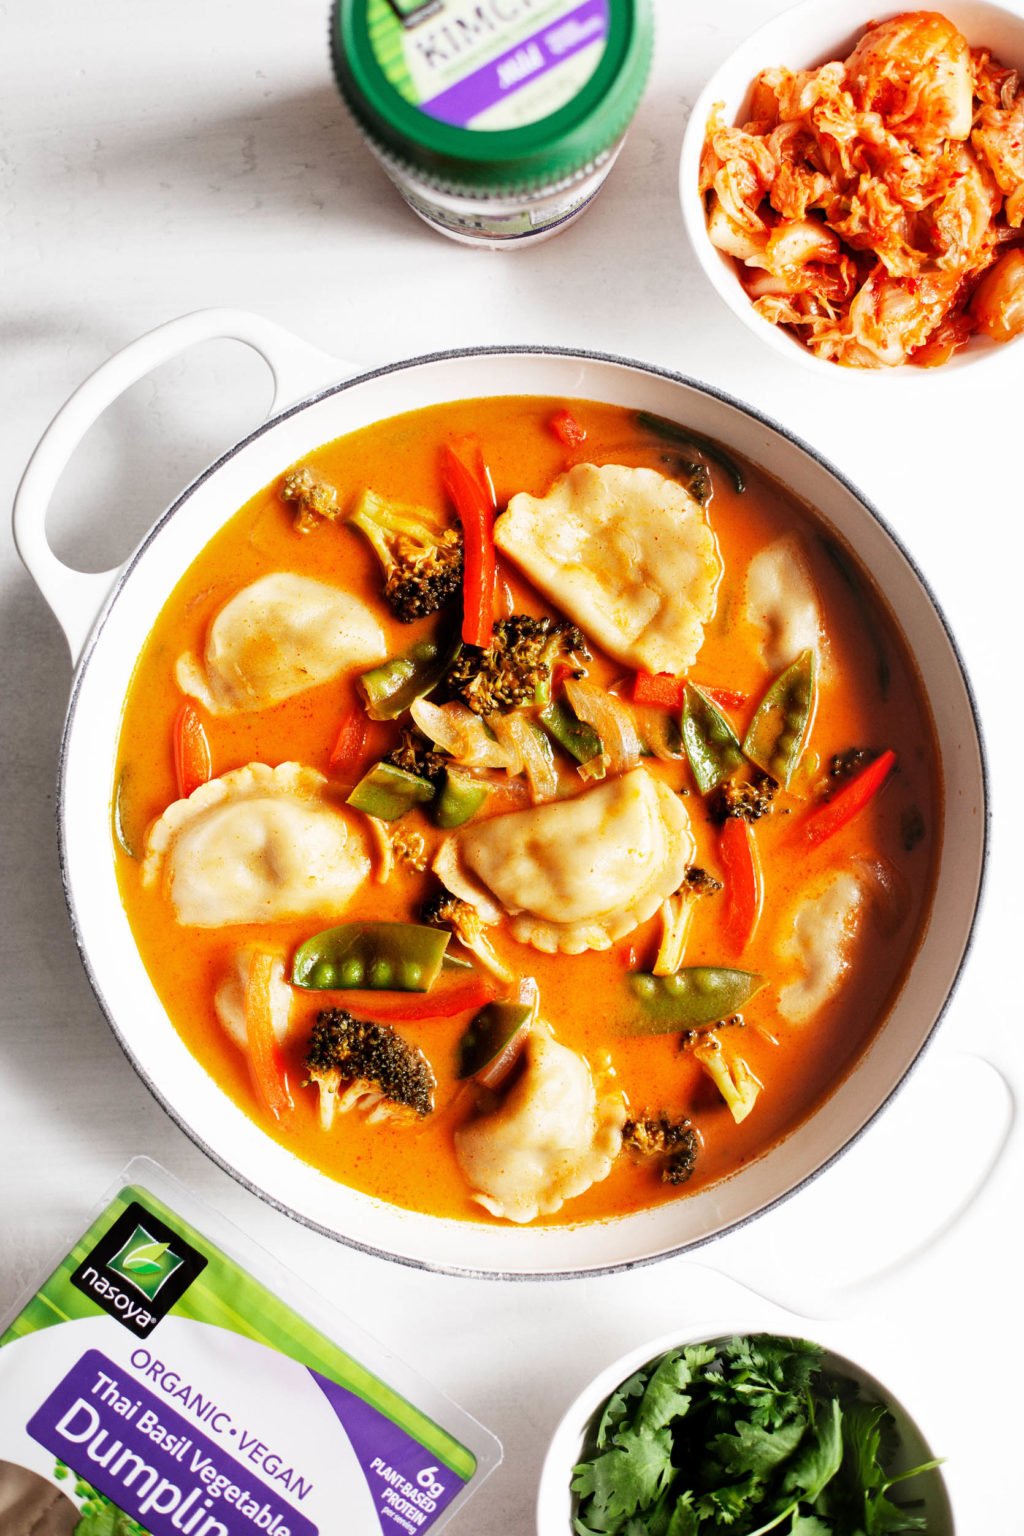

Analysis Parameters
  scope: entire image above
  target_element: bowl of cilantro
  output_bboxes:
[536,1330,952,1535]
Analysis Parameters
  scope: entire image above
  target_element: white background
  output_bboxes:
[1,2,1022,1532]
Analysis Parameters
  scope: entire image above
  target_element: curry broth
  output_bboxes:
[114,397,940,1225]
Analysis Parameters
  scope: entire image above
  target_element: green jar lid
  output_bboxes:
[331,0,654,197]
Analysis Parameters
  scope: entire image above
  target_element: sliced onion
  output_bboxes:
[410,699,512,769]
[488,714,559,803]
[565,678,644,776]
[631,703,685,762]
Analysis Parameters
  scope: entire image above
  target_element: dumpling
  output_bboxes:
[215,950,293,1050]
[433,767,693,954]
[176,572,386,714]
[455,1027,625,1223]
[142,762,370,927]
[777,870,864,1023]
[495,464,722,673]
[745,535,822,672]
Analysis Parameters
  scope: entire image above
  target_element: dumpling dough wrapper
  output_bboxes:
[177,572,386,714]
[143,762,370,927]
[434,767,694,955]
[495,464,722,674]
[455,1027,626,1224]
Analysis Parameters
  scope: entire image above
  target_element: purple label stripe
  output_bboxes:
[308,1369,466,1535]
[420,0,609,128]
[27,1349,316,1536]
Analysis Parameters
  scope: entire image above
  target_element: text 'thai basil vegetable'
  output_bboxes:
[618,968,764,1034]
[743,648,817,786]
[292,922,450,993]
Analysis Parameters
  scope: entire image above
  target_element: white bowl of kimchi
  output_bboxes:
[679,0,1024,371]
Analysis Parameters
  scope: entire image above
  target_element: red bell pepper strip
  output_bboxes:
[329,708,369,775]
[173,702,212,799]
[338,974,494,1023]
[632,671,686,710]
[698,686,749,712]
[803,749,897,848]
[550,409,587,447]
[442,438,497,648]
[244,953,293,1120]
[720,817,763,957]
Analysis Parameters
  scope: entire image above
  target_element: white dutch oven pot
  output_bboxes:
[14,310,988,1278]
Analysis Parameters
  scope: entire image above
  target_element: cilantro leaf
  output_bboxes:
[635,1351,696,1435]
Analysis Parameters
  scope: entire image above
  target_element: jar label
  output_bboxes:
[369,0,610,131]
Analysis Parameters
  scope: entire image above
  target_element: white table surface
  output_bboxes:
[2,2,1022,1531]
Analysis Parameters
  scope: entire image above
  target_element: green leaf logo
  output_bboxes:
[123,1240,171,1275]
[108,1224,184,1299]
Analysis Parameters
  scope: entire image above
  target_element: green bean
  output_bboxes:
[743,650,817,786]
[113,767,138,859]
[682,684,745,794]
[292,922,450,992]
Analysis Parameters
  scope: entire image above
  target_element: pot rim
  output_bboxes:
[55,342,991,1280]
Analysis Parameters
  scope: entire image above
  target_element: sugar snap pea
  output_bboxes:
[743,649,817,786]
[618,968,764,1034]
[292,922,450,992]
[457,999,533,1080]
[347,761,436,820]
[682,683,744,793]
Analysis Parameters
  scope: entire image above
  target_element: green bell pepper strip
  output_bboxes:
[347,761,435,821]
[743,649,817,786]
[635,411,746,494]
[539,700,603,767]
[358,637,460,721]
[617,968,764,1034]
[457,999,533,1080]
[292,922,450,993]
[434,770,490,829]
[682,683,745,793]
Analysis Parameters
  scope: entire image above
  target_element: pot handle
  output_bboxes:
[13,308,350,664]
[700,1043,1018,1321]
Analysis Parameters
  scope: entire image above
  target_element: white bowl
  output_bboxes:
[679,0,1024,376]
[14,312,987,1279]
[537,1324,955,1534]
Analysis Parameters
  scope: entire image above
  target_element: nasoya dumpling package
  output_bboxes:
[0,1160,500,1535]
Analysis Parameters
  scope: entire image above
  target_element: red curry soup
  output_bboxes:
[113,398,940,1226]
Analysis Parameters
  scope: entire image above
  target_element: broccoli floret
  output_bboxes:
[280,465,340,533]
[681,865,723,896]
[444,614,591,715]
[348,488,463,622]
[829,747,873,782]
[421,890,513,985]
[304,1010,435,1129]
[711,772,777,824]
[623,1114,700,1185]
[384,727,448,784]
